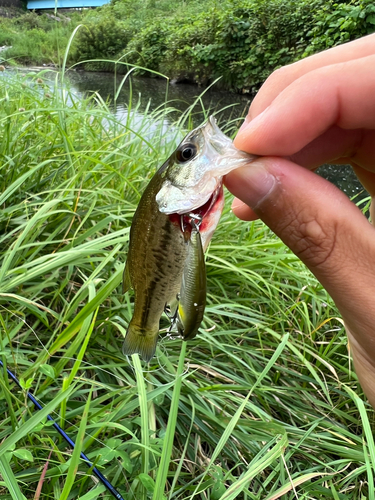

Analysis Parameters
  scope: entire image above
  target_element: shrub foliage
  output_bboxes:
[1,0,375,89]
[74,0,375,91]
[75,16,130,61]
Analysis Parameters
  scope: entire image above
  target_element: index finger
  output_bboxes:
[234,54,375,168]
[249,33,375,119]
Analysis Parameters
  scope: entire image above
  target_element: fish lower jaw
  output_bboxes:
[168,182,223,235]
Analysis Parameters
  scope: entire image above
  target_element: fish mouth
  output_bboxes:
[168,183,223,234]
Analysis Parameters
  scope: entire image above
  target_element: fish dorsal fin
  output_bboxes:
[123,260,132,293]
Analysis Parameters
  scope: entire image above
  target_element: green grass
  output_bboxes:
[0,70,373,500]
[0,10,83,67]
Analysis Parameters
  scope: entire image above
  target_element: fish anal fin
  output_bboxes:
[123,260,132,294]
[122,323,158,362]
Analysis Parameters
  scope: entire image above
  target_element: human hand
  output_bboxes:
[224,33,375,407]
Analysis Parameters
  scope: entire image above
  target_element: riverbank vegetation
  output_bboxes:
[0,71,373,499]
[0,0,375,92]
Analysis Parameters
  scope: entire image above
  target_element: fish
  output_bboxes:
[176,220,206,340]
[123,116,256,362]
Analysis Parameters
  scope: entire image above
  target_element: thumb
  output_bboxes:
[224,158,375,332]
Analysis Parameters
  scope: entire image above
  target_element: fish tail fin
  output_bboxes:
[122,323,159,362]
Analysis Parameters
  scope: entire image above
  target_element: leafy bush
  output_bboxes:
[161,9,220,82]
[74,16,129,62]
[0,19,15,47]
[304,0,375,56]
[126,22,173,73]
[126,0,328,90]
[0,11,80,66]
[2,0,375,91]
[210,0,327,90]
[14,11,46,30]
[136,0,375,91]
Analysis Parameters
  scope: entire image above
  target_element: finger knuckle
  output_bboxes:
[282,209,338,269]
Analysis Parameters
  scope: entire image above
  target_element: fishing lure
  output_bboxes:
[176,218,206,341]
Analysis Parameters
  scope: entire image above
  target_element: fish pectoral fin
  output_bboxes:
[122,259,132,294]
[164,295,179,321]
[122,323,159,362]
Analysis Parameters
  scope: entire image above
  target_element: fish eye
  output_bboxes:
[177,144,197,162]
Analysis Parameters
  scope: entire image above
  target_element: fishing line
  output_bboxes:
[0,305,138,454]
[0,355,136,460]
[0,307,125,454]
[0,359,125,500]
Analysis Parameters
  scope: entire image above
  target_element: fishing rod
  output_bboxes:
[0,359,125,500]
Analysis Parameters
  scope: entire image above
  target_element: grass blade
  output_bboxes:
[0,455,27,500]
[152,341,187,500]
[218,434,288,500]
[133,353,150,500]
[59,390,92,500]
[0,385,76,457]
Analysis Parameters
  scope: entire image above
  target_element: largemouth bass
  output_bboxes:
[123,117,256,362]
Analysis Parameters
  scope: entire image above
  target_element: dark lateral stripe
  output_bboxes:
[140,218,174,328]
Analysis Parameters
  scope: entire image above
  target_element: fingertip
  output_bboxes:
[231,198,259,221]
[237,113,251,132]
[233,127,250,151]
[234,106,270,153]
